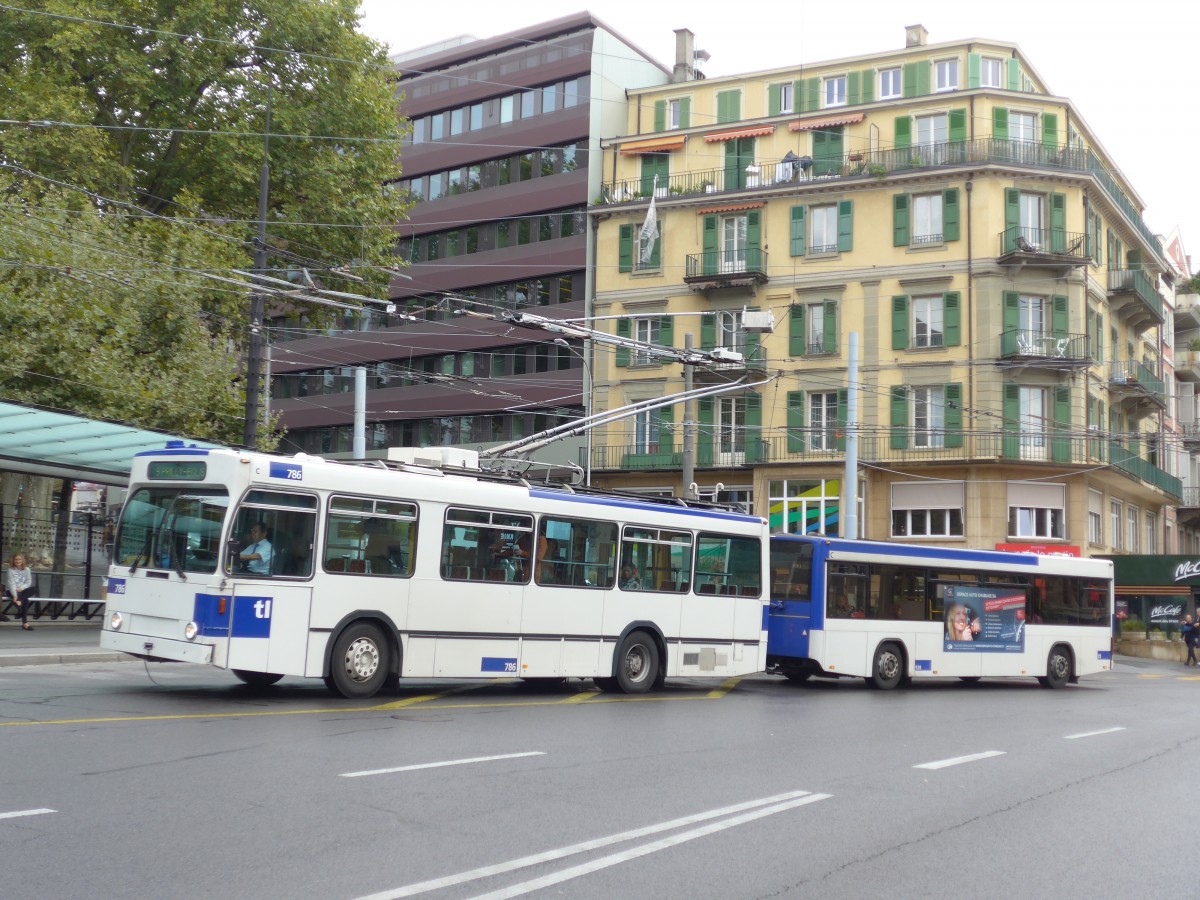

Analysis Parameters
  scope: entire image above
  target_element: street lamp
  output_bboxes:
[553,338,592,485]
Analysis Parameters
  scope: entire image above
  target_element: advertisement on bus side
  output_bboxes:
[943,585,1026,652]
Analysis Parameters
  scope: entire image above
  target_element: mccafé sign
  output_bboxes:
[1174,560,1200,582]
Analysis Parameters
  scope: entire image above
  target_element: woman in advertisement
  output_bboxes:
[946,602,980,641]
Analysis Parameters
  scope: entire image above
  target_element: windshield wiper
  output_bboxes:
[128,532,151,574]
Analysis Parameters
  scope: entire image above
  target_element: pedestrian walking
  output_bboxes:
[1182,615,1199,667]
[5,552,36,631]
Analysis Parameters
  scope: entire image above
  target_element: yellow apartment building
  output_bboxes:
[588,26,1178,557]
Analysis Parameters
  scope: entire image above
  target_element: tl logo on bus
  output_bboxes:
[231,596,273,639]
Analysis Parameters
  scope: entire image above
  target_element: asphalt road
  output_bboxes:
[2,656,1197,899]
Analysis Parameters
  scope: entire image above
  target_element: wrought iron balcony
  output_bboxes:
[997,226,1090,270]
[1181,486,1200,508]
[1109,360,1166,410]
[598,138,1162,258]
[684,248,768,287]
[1107,267,1164,331]
[998,330,1091,367]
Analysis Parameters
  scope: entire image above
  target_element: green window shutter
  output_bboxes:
[744,394,763,463]
[618,224,633,273]
[943,292,961,347]
[700,312,716,350]
[658,314,674,352]
[1052,385,1072,463]
[890,386,909,450]
[1051,295,1068,338]
[648,223,662,268]
[860,68,875,102]
[716,90,740,123]
[837,200,853,252]
[745,329,761,368]
[967,53,981,89]
[793,79,805,112]
[702,214,718,275]
[716,91,729,123]
[1007,58,1020,91]
[724,140,741,191]
[1002,384,1021,458]
[768,83,782,117]
[943,188,960,241]
[697,398,714,464]
[1004,188,1020,252]
[993,107,1008,141]
[789,305,805,356]
[944,383,964,448]
[746,210,762,270]
[653,100,666,133]
[789,205,806,256]
[1096,313,1103,359]
[640,155,662,196]
[823,300,838,354]
[892,296,909,350]
[615,318,631,367]
[894,115,912,149]
[1050,192,1066,252]
[949,108,966,144]
[893,193,910,247]
[903,61,919,98]
[1042,112,1058,147]
[1003,291,1021,332]
[657,404,674,452]
[836,389,848,451]
[847,71,861,106]
[679,98,691,129]
[1128,248,1142,268]
[916,62,931,96]
[787,391,806,453]
[805,77,819,112]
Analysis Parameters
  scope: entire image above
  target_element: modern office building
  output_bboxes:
[591,25,1182,556]
[269,14,668,464]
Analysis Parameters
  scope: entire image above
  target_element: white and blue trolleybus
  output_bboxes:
[101,444,769,698]
[767,535,1114,689]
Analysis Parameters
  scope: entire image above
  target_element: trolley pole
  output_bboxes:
[243,88,272,450]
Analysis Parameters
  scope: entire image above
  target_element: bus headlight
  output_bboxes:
[109,611,123,631]
[184,621,199,641]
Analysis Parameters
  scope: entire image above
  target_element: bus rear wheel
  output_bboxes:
[233,670,284,688]
[868,642,904,690]
[1038,645,1072,689]
[328,622,390,699]
[614,631,659,694]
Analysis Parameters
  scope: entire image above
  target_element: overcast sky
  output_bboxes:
[358,1,1195,273]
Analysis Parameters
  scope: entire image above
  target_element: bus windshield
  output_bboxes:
[116,487,230,574]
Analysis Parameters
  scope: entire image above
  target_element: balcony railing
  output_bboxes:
[1181,486,1200,508]
[1109,359,1165,401]
[998,330,1091,363]
[588,432,1181,498]
[599,138,1163,259]
[684,248,768,282]
[998,226,1090,261]
[1108,267,1164,323]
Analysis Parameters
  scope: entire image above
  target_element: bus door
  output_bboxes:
[227,584,313,677]
[768,539,814,658]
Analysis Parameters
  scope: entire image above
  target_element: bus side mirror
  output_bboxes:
[227,538,241,569]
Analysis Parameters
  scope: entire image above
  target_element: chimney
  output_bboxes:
[905,24,928,47]
[673,28,695,82]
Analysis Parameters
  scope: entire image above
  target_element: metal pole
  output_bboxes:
[353,366,367,459]
[83,512,93,600]
[243,87,272,449]
[844,332,859,539]
[682,333,696,499]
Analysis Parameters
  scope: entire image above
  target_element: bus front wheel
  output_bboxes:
[232,670,284,688]
[1038,645,1072,689]
[868,642,905,690]
[614,631,659,694]
[328,622,390,699]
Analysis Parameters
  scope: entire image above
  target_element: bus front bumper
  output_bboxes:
[100,629,215,665]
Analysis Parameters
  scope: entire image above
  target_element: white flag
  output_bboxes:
[638,174,658,265]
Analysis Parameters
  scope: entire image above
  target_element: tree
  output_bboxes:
[0,0,410,443]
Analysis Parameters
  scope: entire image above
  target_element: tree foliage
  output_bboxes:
[0,1,409,444]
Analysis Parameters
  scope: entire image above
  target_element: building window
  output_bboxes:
[500,95,515,124]
[1018,386,1049,460]
[720,214,748,273]
[912,386,945,448]
[912,193,943,245]
[880,67,901,100]
[1088,490,1103,545]
[1146,511,1158,554]
[769,479,844,535]
[716,396,747,462]
[916,113,948,158]
[935,59,959,92]
[810,205,838,254]
[778,82,794,113]
[716,310,744,355]
[1110,500,1123,550]
[1009,506,1064,539]
[823,75,847,108]
[809,392,838,451]
[668,98,684,129]
[912,296,945,348]
[1020,192,1045,246]
[981,57,1003,88]
[632,317,661,366]
[1127,507,1140,553]
[1011,111,1037,143]
[891,482,964,538]
[806,302,828,355]
[633,409,660,454]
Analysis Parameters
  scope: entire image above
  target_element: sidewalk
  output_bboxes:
[0,620,130,667]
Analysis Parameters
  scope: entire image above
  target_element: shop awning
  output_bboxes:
[703,125,776,143]
[618,136,687,155]
[789,112,865,132]
[695,202,766,215]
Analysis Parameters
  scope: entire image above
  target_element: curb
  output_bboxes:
[0,652,133,668]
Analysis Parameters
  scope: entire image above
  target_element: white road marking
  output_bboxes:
[340,751,545,778]
[1064,726,1126,740]
[354,789,827,900]
[914,750,1006,770]
[469,793,833,900]
[0,808,56,820]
